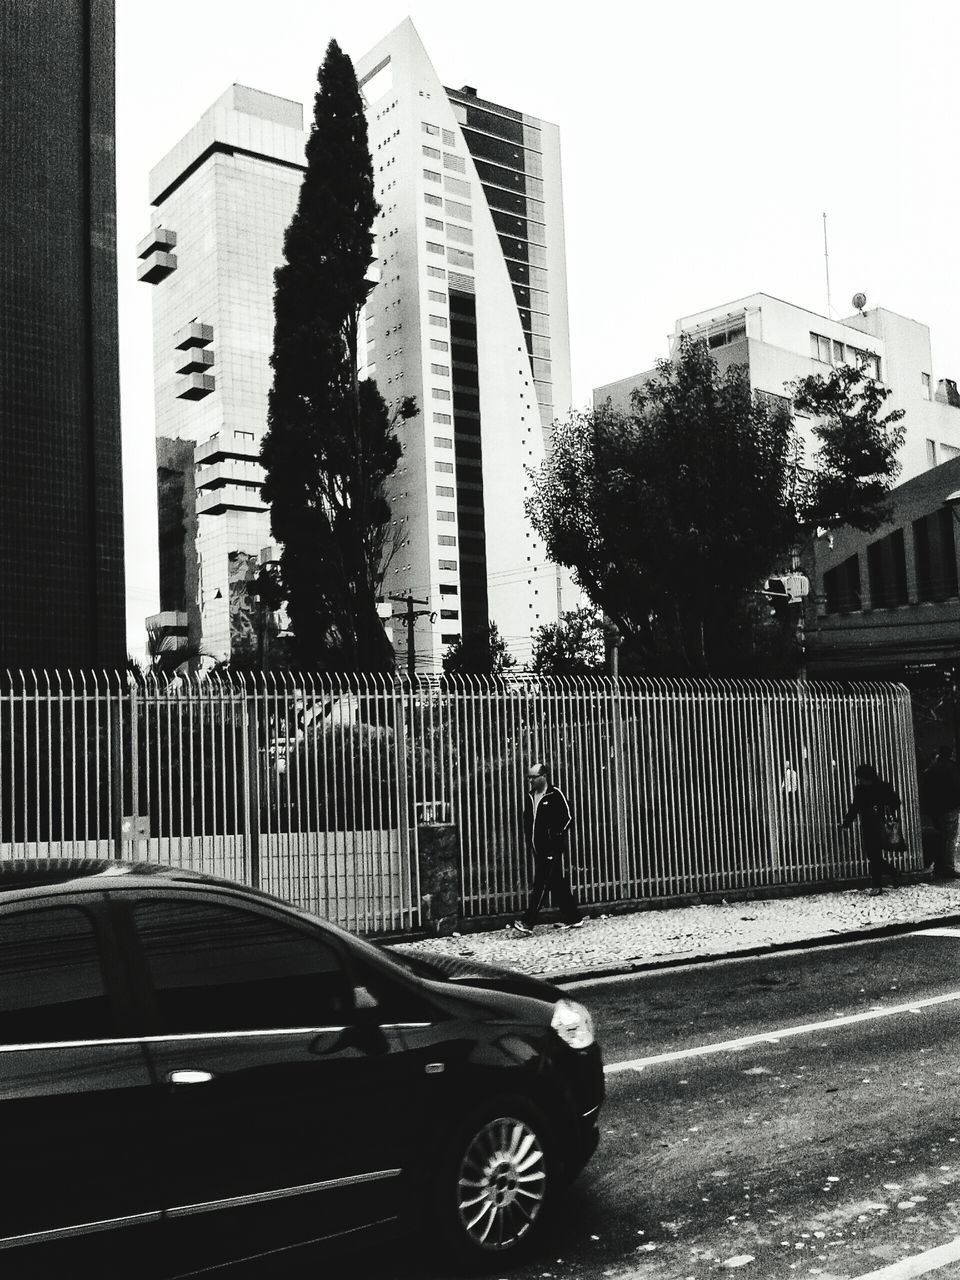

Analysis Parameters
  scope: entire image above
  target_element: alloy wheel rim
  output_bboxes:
[456,1116,547,1250]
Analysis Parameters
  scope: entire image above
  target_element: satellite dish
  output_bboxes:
[852,292,867,313]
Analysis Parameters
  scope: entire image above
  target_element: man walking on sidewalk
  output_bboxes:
[513,762,583,934]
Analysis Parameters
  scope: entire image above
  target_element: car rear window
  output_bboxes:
[0,907,110,1044]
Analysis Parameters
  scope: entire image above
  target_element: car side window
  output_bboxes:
[132,898,348,1034]
[0,907,110,1044]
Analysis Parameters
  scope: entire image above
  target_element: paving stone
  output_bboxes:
[389,882,960,981]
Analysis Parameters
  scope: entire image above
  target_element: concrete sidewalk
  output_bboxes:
[389,879,960,985]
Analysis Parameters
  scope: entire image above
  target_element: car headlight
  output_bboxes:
[551,998,595,1050]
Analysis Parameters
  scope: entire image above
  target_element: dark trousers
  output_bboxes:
[523,856,580,925]
[865,841,900,889]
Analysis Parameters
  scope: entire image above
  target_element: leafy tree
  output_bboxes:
[442,622,517,676]
[792,362,905,532]
[531,607,607,676]
[525,338,902,676]
[261,39,416,673]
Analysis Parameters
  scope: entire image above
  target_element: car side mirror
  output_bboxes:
[352,984,380,1013]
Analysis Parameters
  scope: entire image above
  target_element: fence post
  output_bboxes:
[610,678,630,894]
[242,690,261,890]
[110,675,124,860]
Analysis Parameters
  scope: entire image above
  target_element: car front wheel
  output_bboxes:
[439,1096,554,1268]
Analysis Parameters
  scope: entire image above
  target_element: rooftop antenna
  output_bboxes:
[822,211,832,316]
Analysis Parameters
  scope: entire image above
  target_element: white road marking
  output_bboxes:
[603,988,960,1075]
[850,1234,960,1278]
[912,928,960,938]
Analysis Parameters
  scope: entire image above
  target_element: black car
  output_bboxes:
[0,860,603,1275]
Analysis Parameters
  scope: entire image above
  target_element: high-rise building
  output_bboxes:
[0,0,126,669]
[595,293,960,483]
[356,19,573,668]
[144,21,574,669]
[140,86,306,662]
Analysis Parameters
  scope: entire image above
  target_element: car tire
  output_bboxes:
[435,1093,556,1271]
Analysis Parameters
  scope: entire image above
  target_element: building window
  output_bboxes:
[823,555,862,614]
[440,609,459,620]
[430,362,449,375]
[447,248,474,269]
[446,223,473,245]
[439,560,457,571]
[429,338,449,351]
[433,413,452,425]
[809,332,832,363]
[922,372,932,400]
[444,175,470,198]
[927,439,938,468]
[426,265,446,279]
[441,633,460,643]
[429,314,448,327]
[437,510,455,522]
[867,529,908,609]
[422,145,441,159]
[426,241,444,255]
[425,217,444,231]
[443,153,466,173]
[423,169,441,182]
[432,388,451,400]
[428,291,447,304]
[424,192,443,207]
[913,508,958,602]
[441,128,455,146]
[435,461,454,473]
[422,122,440,135]
[436,485,455,497]
[434,436,453,448]
[438,536,456,548]
[445,198,471,221]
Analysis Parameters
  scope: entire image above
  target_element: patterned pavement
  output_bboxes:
[390,879,960,983]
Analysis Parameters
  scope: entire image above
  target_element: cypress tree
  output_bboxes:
[261,39,413,672]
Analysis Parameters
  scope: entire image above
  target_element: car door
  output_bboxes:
[119,889,427,1265]
[0,897,161,1263]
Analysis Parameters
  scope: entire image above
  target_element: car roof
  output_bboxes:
[0,858,226,900]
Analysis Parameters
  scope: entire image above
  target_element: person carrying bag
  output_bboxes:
[840,762,904,895]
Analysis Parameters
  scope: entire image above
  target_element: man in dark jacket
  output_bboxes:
[841,762,902,895]
[512,762,583,933]
[920,745,960,880]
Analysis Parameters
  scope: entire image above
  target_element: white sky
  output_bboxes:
[116,0,960,653]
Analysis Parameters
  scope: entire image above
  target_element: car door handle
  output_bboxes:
[167,1069,214,1085]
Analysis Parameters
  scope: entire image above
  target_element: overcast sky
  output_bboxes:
[116,0,960,652]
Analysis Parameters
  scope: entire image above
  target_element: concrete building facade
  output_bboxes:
[0,0,126,669]
[595,293,960,484]
[356,19,573,669]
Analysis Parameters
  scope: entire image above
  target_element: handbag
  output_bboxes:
[880,808,906,852]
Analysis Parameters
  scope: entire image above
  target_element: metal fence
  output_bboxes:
[0,672,920,931]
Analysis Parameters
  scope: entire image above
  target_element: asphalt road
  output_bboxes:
[349,926,960,1280]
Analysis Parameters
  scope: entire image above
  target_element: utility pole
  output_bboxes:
[388,594,434,679]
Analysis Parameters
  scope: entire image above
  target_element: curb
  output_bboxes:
[548,909,960,987]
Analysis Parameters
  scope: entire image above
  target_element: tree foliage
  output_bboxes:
[442,622,517,676]
[261,40,416,673]
[531,607,607,676]
[525,338,903,676]
[792,362,905,533]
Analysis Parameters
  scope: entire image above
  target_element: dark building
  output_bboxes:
[0,0,126,669]
[807,456,960,757]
